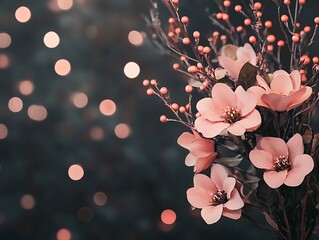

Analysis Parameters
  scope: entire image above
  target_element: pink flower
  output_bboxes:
[187,164,244,224]
[218,43,257,80]
[177,131,217,173]
[249,134,314,188]
[248,70,312,112]
[195,83,261,138]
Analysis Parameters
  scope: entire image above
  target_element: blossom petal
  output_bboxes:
[290,70,301,90]
[285,87,312,111]
[194,153,218,173]
[224,189,244,210]
[237,43,257,66]
[270,72,294,96]
[177,132,195,149]
[201,205,223,224]
[190,138,215,158]
[258,137,288,157]
[222,208,242,220]
[227,122,246,136]
[223,177,236,199]
[187,187,211,208]
[262,87,312,112]
[249,149,274,170]
[218,56,241,80]
[194,174,216,192]
[236,109,261,130]
[235,86,257,116]
[248,86,270,108]
[287,133,304,162]
[211,164,229,190]
[285,154,314,187]
[196,98,224,122]
[212,83,237,110]
[261,93,285,111]
[263,170,287,188]
[195,117,229,138]
[256,75,271,92]
[185,153,196,167]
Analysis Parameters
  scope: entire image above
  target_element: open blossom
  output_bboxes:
[195,83,261,138]
[218,43,257,80]
[248,70,312,112]
[249,134,314,188]
[187,164,244,224]
[177,131,217,173]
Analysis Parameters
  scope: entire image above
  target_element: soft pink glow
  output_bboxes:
[28,105,47,121]
[57,0,73,10]
[20,194,35,210]
[56,228,71,240]
[128,31,143,46]
[89,126,104,141]
[99,99,116,116]
[19,80,34,95]
[114,123,131,139]
[68,164,84,181]
[15,6,31,23]
[124,62,140,79]
[55,59,71,76]
[72,92,88,108]
[0,124,8,140]
[93,192,107,206]
[0,33,11,48]
[161,209,176,225]
[44,31,60,48]
[8,97,23,113]
[0,54,10,69]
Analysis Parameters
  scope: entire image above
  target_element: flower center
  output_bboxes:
[211,189,227,205]
[222,106,241,123]
[274,155,291,172]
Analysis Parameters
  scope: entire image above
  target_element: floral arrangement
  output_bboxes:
[143,0,319,239]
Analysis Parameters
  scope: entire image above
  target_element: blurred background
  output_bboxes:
[0,0,318,239]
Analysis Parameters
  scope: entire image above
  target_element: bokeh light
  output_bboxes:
[44,31,60,48]
[124,62,140,79]
[56,228,71,240]
[128,31,143,46]
[20,194,36,210]
[19,80,34,95]
[27,105,48,121]
[68,164,84,181]
[71,92,88,108]
[8,97,23,113]
[55,59,71,76]
[89,126,105,141]
[99,99,116,116]
[93,192,107,206]
[0,54,10,69]
[0,124,8,140]
[78,207,93,222]
[161,209,176,225]
[15,6,32,23]
[57,0,74,10]
[0,33,11,49]
[114,123,131,139]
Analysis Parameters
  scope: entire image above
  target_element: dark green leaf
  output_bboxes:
[236,62,257,90]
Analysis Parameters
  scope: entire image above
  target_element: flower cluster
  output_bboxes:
[144,0,319,239]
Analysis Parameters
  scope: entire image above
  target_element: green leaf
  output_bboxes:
[236,62,257,90]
